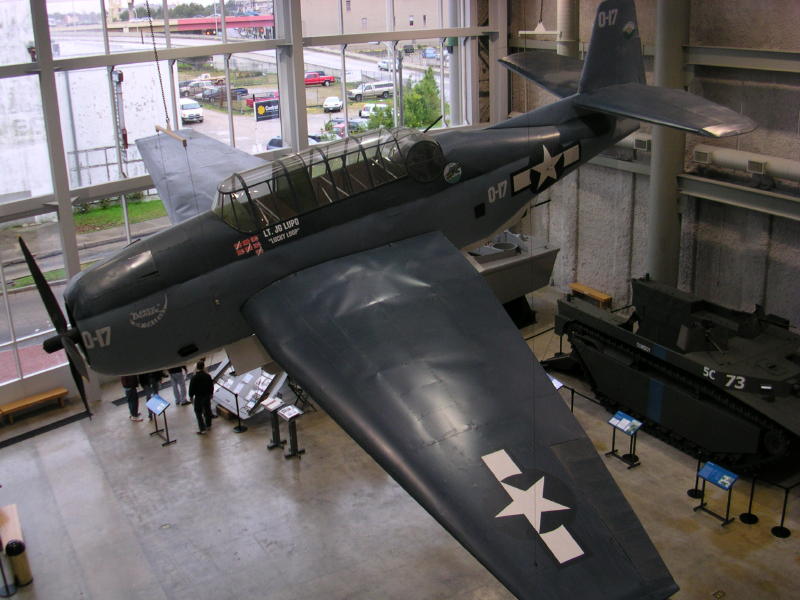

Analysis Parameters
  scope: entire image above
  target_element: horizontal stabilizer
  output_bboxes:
[574,82,756,137]
[499,51,582,99]
[137,130,266,225]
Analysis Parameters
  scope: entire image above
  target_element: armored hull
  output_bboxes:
[552,278,800,474]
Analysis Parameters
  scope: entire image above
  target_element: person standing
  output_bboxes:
[121,374,142,421]
[188,361,214,434]
[168,365,188,405]
[139,370,165,420]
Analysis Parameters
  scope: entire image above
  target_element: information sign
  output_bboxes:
[146,394,170,415]
[698,461,738,490]
[278,404,303,421]
[263,397,285,412]
[608,411,642,436]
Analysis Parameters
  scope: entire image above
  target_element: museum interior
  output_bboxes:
[0,0,799,598]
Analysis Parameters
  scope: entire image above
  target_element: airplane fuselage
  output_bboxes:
[65,102,636,374]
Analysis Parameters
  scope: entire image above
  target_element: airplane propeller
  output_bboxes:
[18,238,91,417]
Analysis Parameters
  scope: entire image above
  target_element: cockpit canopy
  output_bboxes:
[213,127,444,233]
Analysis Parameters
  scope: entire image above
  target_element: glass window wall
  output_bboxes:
[230,50,281,153]
[47,0,106,59]
[1,0,34,66]
[0,213,67,382]
[0,76,52,203]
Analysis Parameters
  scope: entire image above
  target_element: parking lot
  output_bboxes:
[184,95,384,153]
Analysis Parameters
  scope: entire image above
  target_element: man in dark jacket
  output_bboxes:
[188,361,214,434]
[121,375,141,421]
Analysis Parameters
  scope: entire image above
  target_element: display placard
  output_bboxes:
[278,404,303,421]
[608,410,642,436]
[262,397,285,412]
[698,461,738,490]
[547,374,564,390]
[146,394,170,416]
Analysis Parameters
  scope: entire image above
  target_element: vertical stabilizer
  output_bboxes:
[579,0,645,93]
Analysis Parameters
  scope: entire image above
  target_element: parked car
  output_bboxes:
[422,46,439,59]
[347,81,393,102]
[304,71,335,86]
[200,85,224,101]
[358,102,388,119]
[245,90,279,107]
[189,80,217,99]
[230,87,249,98]
[333,118,369,137]
[266,136,320,150]
[178,80,193,97]
[322,96,343,112]
[179,98,204,124]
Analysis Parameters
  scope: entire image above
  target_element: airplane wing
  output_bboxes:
[499,51,583,99]
[242,232,678,600]
[574,83,756,138]
[136,130,267,225]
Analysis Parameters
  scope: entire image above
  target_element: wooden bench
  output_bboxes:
[569,282,612,309]
[0,387,69,425]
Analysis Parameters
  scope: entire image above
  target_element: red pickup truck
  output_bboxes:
[304,71,335,86]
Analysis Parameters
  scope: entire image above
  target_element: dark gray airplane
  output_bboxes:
[22,1,754,598]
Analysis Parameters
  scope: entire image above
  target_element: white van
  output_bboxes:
[179,98,204,124]
[347,81,394,102]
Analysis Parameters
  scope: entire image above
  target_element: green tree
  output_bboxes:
[367,107,395,130]
[403,67,441,129]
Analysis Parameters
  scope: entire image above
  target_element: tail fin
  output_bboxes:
[579,0,645,92]
[497,0,755,137]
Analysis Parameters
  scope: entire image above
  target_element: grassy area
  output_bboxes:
[74,200,167,234]
[9,267,68,290]
[9,261,99,290]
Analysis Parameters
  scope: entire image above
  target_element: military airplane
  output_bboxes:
[22,1,754,598]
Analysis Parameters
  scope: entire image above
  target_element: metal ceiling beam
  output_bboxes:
[678,174,800,222]
[685,46,800,73]
[304,26,493,48]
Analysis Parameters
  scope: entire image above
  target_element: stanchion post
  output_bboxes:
[687,457,703,499]
[739,478,759,525]
[233,392,247,434]
[771,489,791,538]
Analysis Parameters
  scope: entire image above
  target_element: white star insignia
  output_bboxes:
[532,146,561,189]
[482,449,585,564]
[496,476,570,532]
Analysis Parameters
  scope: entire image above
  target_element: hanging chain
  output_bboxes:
[145,0,171,130]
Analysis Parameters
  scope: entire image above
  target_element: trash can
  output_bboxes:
[4,541,32,587]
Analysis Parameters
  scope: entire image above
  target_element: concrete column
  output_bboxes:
[556,0,579,58]
[30,0,81,277]
[487,0,508,123]
[645,0,689,285]
[448,0,462,126]
[275,0,308,150]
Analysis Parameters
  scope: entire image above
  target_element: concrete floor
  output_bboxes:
[1,291,798,600]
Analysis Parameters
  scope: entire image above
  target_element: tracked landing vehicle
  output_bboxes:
[551,277,800,474]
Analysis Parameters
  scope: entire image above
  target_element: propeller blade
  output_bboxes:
[63,336,89,379]
[19,237,92,419]
[68,360,91,417]
[18,237,68,333]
